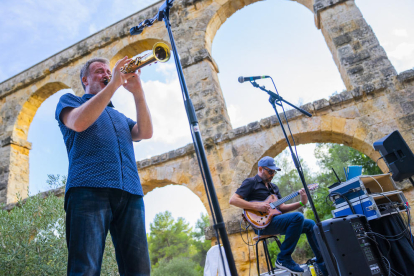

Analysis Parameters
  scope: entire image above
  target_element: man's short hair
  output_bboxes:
[79,57,110,90]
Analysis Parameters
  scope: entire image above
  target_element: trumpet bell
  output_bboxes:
[153,42,170,62]
[121,42,170,74]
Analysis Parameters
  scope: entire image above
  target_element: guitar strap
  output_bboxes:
[268,183,277,196]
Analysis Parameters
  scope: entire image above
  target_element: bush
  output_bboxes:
[152,257,202,276]
[0,192,118,275]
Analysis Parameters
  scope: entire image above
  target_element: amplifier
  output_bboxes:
[332,190,409,220]
[329,174,400,205]
[314,215,387,276]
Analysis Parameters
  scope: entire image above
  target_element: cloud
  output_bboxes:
[393,29,409,37]
[155,62,177,81]
[388,42,414,60]
[227,104,243,126]
[89,24,97,35]
[111,78,190,146]
[0,0,100,40]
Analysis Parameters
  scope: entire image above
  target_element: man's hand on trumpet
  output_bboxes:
[123,68,143,97]
[111,56,136,88]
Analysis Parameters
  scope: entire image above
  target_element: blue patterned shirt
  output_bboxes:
[55,93,143,196]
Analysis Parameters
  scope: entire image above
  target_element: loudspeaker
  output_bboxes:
[373,130,414,182]
[314,215,386,276]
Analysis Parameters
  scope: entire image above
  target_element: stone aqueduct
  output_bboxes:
[1,0,414,273]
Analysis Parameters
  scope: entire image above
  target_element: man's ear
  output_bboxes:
[82,76,88,87]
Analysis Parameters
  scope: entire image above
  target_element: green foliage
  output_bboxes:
[147,212,211,274]
[148,211,193,266]
[0,177,119,275]
[191,213,211,267]
[46,174,67,189]
[151,257,202,276]
[267,235,312,264]
[0,193,67,275]
[315,143,382,187]
[308,143,382,222]
[272,150,315,204]
[304,186,333,222]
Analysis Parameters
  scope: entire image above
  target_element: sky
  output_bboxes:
[1,0,413,232]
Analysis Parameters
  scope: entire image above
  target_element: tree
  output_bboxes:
[272,149,316,204]
[314,143,382,187]
[148,211,193,266]
[46,174,67,189]
[152,257,202,276]
[191,213,211,268]
[0,190,118,275]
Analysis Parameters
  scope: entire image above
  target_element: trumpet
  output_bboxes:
[120,42,170,74]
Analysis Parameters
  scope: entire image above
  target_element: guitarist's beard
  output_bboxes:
[260,174,274,184]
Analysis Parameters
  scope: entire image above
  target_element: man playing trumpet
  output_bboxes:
[55,56,152,275]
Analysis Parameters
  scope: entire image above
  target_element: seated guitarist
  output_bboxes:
[229,156,327,275]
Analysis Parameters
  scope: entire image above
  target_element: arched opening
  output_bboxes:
[27,88,74,195]
[210,0,346,129]
[248,130,384,178]
[17,82,70,140]
[143,184,210,273]
[109,38,193,162]
[6,81,71,197]
[144,184,208,233]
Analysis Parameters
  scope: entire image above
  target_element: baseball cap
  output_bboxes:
[258,156,281,171]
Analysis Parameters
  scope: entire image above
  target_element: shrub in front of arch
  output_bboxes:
[152,257,202,276]
[0,189,118,275]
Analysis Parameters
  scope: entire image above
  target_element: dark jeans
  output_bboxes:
[65,187,150,276]
[256,212,323,263]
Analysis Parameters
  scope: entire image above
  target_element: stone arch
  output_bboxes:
[15,81,70,140]
[223,114,384,185]
[139,164,212,216]
[248,130,381,178]
[204,0,313,55]
[1,80,70,203]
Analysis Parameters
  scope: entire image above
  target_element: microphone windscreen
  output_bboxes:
[238,76,244,83]
[130,26,143,36]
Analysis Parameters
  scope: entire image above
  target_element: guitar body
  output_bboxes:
[243,194,282,229]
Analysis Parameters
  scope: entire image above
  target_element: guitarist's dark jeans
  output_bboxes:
[255,212,323,264]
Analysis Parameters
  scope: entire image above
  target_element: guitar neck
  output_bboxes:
[272,191,300,207]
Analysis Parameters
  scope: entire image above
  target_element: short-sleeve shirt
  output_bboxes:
[235,174,282,202]
[55,93,143,196]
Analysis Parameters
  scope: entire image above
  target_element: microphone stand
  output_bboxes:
[131,1,238,275]
[249,80,340,275]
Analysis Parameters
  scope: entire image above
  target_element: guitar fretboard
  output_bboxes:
[272,191,300,207]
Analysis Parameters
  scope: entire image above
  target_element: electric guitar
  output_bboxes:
[243,184,319,229]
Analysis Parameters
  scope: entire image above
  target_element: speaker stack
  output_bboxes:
[313,130,414,276]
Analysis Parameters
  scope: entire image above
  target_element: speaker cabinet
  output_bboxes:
[373,130,414,182]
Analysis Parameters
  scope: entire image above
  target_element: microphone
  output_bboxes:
[238,75,270,83]
[130,19,154,35]
[130,23,145,35]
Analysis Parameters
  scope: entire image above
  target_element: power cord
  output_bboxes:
[239,218,259,276]
[329,191,357,214]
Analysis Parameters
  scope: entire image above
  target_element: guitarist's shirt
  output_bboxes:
[236,174,282,202]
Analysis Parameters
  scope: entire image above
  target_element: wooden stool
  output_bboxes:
[253,234,282,276]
